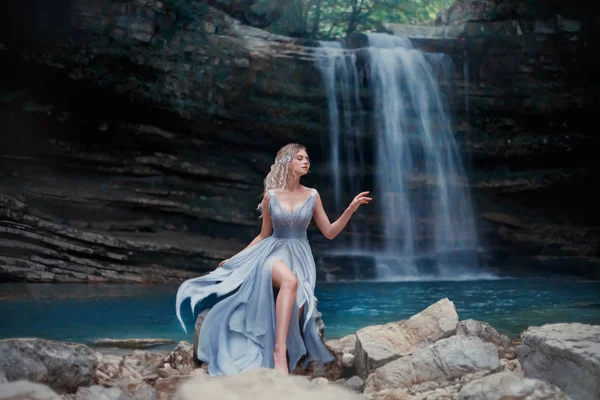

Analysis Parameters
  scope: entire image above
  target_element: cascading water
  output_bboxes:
[317,33,483,280]
[317,41,369,253]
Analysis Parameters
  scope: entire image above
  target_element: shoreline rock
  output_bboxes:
[0,338,97,393]
[457,371,569,400]
[364,335,500,393]
[355,298,458,378]
[0,298,596,399]
[92,338,176,349]
[517,323,600,400]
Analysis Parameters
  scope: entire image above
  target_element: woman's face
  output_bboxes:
[290,149,310,177]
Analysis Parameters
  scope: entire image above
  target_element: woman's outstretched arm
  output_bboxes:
[313,191,371,240]
[218,191,273,267]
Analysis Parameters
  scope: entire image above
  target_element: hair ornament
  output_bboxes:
[276,155,292,164]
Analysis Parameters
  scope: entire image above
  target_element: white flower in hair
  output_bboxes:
[276,155,292,164]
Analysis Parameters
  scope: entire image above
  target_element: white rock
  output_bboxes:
[166,341,195,375]
[173,368,362,400]
[355,298,458,378]
[0,380,61,400]
[94,370,112,386]
[413,381,439,393]
[189,368,206,376]
[130,381,158,400]
[326,335,357,356]
[153,375,187,398]
[369,388,411,400]
[342,353,355,368]
[75,385,131,400]
[446,385,458,394]
[364,336,499,393]
[457,371,570,399]
[517,323,600,400]
[500,358,524,377]
[456,319,512,359]
[343,376,365,392]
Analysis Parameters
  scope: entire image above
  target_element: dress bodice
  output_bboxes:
[268,189,317,239]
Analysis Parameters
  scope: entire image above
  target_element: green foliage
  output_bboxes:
[250,0,454,40]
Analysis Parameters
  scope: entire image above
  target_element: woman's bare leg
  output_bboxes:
[271,261,298,375]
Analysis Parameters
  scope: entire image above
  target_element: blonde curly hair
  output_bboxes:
[257,143,307,213]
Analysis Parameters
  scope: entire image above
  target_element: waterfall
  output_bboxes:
[317,41,369,254]
[317,33,483,280]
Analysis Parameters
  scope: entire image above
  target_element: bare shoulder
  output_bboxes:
[302,186,319,198]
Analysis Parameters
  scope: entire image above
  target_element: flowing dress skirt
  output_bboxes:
[176,233,334,376]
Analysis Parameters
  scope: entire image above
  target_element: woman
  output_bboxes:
[175,143,371,376]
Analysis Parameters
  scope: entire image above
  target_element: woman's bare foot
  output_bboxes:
[274,346,289,375]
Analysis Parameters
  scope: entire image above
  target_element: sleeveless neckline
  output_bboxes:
[270,189,315,216]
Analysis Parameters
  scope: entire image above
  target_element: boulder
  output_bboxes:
[364,336,500,393]
[437,0,527,25]
[0,338,97,392]
[457,319,514,359]
[517,323,600,400]
[355,298,458,378]
[368,388,411,400]
[326,335,357,356]
[152,375,191,398]
[120,380,158,400]
[165,341,195,375]
[457,371,570,400]
[74,385,131,400]
[96,349,166,385]
[0,380,61,400]
[342,375,364,392]
[500,358,524,377]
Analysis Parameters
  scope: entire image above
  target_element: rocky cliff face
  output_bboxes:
[431,0,600,278]
[0,0,598,282]
[0,0,329,283]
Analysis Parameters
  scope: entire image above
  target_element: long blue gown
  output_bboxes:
[175,188,334,375]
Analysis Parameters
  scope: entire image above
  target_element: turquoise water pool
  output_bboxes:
[1,278,598,351]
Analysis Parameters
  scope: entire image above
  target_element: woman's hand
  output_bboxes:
[217,259,229,268]
[348,191,372,213]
